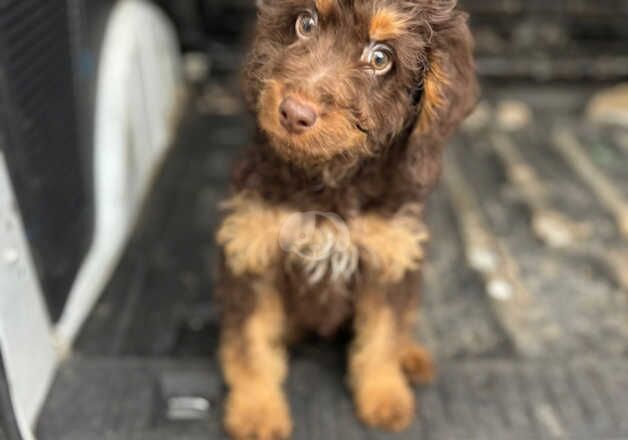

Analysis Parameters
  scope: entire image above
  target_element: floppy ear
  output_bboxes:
[402,5,478,196]
[416,8,479,139]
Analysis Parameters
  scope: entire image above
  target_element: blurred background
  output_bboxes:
[1,1,628,439]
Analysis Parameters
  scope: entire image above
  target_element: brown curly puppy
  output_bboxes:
[215,0,478,438]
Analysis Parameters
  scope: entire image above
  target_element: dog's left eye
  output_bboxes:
[296,11,318,39]
[364,44,394,75]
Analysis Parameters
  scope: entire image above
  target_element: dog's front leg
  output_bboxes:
[349,288,417,432]
[220,279,292,440]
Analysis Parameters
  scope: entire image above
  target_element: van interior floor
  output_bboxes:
[37,81,628,439]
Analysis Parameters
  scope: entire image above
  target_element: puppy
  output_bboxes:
[216,0,478,438]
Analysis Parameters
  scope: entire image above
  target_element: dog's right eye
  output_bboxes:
[296,11,317,39]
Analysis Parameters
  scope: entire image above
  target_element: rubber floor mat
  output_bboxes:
[37,355,628,440]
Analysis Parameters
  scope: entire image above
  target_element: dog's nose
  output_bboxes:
[279,97,318,134]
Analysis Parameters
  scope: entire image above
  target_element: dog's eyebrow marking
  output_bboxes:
[369,8,408,41]
[315,0,335,16]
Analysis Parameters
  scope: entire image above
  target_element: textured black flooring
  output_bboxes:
[37,82,628,439]
[38,356,628,440]
[74,112,248,357]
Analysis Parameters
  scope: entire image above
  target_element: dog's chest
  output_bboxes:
[279,211,359,285]
[278,208,428,335]
[282,271,354,337]
[217,195,428,311]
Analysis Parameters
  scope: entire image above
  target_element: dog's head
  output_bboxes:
[245,0,478,166]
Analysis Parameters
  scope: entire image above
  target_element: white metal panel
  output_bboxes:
[55,0,182,351]
[0,152,57,440]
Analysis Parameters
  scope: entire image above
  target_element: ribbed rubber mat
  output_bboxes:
[37,355,628,440]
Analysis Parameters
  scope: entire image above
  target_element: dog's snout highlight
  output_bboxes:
[279,96,318,134]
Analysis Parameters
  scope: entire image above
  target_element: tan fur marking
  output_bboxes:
[399,341,435,385]
[315,0,335,16]
[369,8,408,41]
[419,61,449,133]
[220,281,292,440]
[216,193,289,276]
[398,306,435,385]
[218,195,427,283]
[350,209,429,283]
[349,293,415,432]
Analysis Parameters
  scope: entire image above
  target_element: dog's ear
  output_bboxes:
[401,2,478,195]
[415,4,479,139]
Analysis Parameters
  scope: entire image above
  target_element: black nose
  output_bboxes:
[279,97,318,134]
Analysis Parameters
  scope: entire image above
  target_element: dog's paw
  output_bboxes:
[354,373,415,432]
[224,387,292,440]
[400,343,436,385]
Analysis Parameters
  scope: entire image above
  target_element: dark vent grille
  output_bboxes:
[0,0,91,320]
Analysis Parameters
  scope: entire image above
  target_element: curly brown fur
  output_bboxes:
[216,0,477,437]
[220,279,292,440]
[349,288,401,428]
